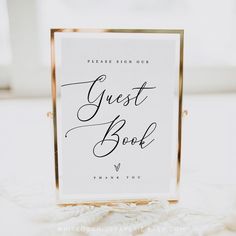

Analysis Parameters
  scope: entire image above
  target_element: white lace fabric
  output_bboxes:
[0,179,236,236]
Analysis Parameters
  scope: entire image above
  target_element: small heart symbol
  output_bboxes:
[114,163,121,172]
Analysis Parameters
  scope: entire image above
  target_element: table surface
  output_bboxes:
[0,94,236,236]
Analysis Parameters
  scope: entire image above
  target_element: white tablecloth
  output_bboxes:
[0,94,236,235]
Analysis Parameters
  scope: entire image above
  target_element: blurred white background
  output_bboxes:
[0,0,236,96]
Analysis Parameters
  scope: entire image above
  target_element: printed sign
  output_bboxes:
[51,29,184,204]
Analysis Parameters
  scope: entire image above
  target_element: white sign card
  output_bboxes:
[51,29,184,204]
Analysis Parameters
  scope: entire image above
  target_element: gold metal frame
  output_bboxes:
[50,28,184,206]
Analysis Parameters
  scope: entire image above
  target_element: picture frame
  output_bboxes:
[50,28,184,205]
